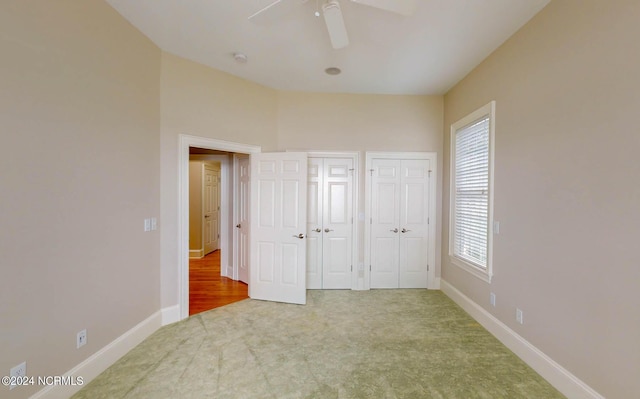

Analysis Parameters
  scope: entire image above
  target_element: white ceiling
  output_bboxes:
[106,0,549,95]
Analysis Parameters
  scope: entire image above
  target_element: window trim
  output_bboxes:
[449,101,495,283]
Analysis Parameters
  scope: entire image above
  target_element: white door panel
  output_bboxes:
[399,160,429,288]
[250,152,307,305]
[370,159,400,288]
[306,158,322,289]
[321,158,353,289]
[370,158,430,289]
[306,157,354,289]
[237,155,250,284]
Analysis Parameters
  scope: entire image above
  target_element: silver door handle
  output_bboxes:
[314,228,321,232]
[236,224,241,228]
[401,228,411,233]
[324,228,334,233]
[293,233,305,239]
[390,228,398,233]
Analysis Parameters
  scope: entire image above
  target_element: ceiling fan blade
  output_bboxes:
[248,0,310,23]
[349,0,417,16]
[322,0,349,49]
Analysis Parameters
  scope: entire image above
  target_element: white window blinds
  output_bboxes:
[453,116,490,268]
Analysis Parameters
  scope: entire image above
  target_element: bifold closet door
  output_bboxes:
[398,160,430,288]
[370,158,430,288]
[307,157,353,289]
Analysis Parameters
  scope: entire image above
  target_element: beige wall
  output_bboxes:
[277,92,442,152]
[277,92,444,276]
[442,1,640,397]
[160,53,278,307]
[0,0,161,397]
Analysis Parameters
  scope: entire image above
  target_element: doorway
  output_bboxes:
[188,150,246,315]
[178,135,261,320]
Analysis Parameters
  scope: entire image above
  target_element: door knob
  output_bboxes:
[292,233,305,239]
[236,224,241,228]
[314,228,321,232]
[324,228,334,233]
[390,228,398,233]
[401,228,411,233]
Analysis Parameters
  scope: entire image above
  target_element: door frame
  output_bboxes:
[178,134,261,320]
[364,152,438,290]
[306,151,359,290]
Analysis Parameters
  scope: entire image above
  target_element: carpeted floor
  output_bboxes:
[72,290,565,398]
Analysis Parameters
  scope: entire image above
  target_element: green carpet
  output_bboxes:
[72,290,565,398]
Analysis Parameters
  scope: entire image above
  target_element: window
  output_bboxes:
[450,101,495,282]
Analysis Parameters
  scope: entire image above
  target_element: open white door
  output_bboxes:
[235,154,250,284]
[250,152,308,304]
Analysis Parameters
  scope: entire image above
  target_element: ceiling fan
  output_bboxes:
[248,0,417,49]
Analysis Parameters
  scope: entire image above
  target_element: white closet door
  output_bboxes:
[398,159,430,288]
[370,159,401,288]
[306,158,323,289]
[250,152,307,304]
[322,158,353,289]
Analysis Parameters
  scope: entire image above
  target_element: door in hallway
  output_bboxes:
[203,163,220,255]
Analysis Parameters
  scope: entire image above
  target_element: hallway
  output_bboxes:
[189,250,248,316]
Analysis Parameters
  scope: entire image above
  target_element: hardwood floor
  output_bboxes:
[189,250,248,316]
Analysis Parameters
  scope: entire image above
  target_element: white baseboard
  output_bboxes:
[161,304,180,326]
[189,249,203,258]
[31,311,162,399]
[440,280,604,399]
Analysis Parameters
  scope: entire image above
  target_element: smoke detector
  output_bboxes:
[233,52,248,63]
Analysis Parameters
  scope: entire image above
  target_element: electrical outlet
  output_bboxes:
[9,362,26,390]
[489,292,496,307]
[151,217,157,231]
[516,308,524,324]
[144,218,151,232]
[77,329,87,348]
[493,221,500,234]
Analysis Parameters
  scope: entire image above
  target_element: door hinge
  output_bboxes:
[369,265,372,271]
[351,265,353,272]
[370,217,372,224]
[427,264,429,271]
[427,217,429,225]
